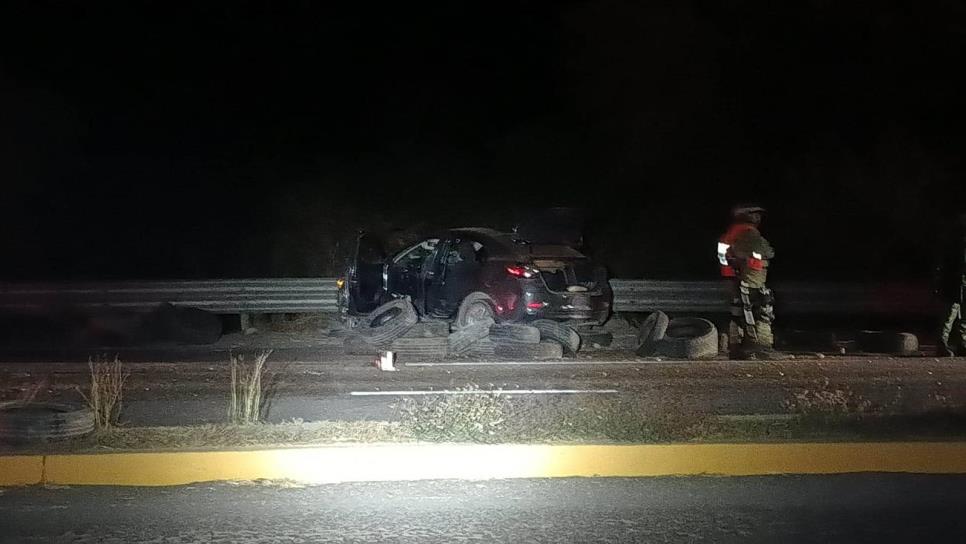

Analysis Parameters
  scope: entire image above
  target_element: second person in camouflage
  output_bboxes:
[723,206,782,359]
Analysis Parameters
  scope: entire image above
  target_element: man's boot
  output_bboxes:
[727,321,744,358]
[738,323,791,360]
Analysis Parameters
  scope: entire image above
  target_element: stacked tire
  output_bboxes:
[447,292,570,360]
[487,323,563,360]
[448,318,494,356]
[657,317,718,359]
[344,292,583,362]
[349,298,419,346]
[635,311,718,360]
[344,298,451,360]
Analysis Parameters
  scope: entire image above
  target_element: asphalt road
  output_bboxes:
[2,475,965,542]
[2,354,965,425]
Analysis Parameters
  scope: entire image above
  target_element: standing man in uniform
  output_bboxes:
[938,212,966,357]
[717,205,780,359]
[718,207,755,354]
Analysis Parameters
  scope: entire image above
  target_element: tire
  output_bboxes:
[494,340,564,360]
[582,332,614,348]
[389,337,449,361]
[655,317,718,359]
[455,292,498,329]
[0,401,95,441]
[447,318,494,356]
[635,311,669,356]
[466,337,497,357]
[343,334,382,355]
[856,331,920,356]
[354,298,418,345]
[402,320,452,338]
[490,323,541,344]
[531,319,581,354]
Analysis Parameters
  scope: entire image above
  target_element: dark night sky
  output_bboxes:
[1,1,964,280]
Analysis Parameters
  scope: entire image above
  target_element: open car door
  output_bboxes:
[345,231,387,315]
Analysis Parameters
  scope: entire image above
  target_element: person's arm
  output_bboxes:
[731,230,774,260]
[757,233,775,260]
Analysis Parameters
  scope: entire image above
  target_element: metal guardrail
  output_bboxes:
[0,278,940,317]
[0,279,340,314]
[610,280,939,316]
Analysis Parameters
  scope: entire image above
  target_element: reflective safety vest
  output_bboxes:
[717,223,759,278]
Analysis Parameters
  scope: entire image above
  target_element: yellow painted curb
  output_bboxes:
[0,455,44,486]
[3,442,966,487]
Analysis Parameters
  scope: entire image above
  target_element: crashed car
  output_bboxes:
[338,227,612,327]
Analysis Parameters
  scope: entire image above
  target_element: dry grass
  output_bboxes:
[399,385,715,443]
[782,377,873,420]
[399,385,513,443]
[228,350,274,424]
[10,412,966,455]
[78,356,129,430]
[95,420,411,450]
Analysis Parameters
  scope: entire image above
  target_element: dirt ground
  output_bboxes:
[2,318,965,433]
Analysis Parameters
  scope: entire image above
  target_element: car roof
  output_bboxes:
[443,227,588,260]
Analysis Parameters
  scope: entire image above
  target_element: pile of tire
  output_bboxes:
[452,320,574,360]
[635,311,718,360]
[448,292,579,359]
[342,294,580,362]
[342,298,447,359]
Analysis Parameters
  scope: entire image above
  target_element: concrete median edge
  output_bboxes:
[3,442,966,487]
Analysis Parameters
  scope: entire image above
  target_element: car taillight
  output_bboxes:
[526,301,547,310]
[506,265,539,279]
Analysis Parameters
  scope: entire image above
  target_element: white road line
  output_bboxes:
[349,389,619,396]
[404,360,647,367]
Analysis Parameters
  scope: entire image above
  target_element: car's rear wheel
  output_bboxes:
[455,292,498,329]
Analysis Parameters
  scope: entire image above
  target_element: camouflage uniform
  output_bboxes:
[728,225,776,350]
[939,222,966,356]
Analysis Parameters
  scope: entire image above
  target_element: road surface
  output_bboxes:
[2,353,965,424]
[2,475,965,542]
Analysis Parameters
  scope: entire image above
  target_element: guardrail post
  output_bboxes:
[240,312,253,333]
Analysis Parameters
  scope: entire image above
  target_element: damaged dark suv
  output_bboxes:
[338,227,612,327]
